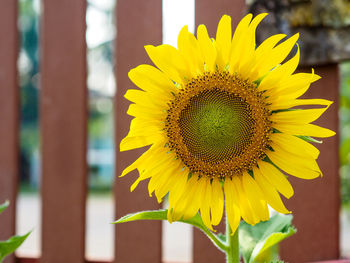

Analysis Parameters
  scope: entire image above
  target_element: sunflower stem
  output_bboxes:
[226,216,239,263]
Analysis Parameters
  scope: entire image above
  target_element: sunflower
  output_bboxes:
[120,13,335,233]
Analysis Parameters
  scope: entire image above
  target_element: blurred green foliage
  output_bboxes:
[340,62,350,207]
[18,0,40,186]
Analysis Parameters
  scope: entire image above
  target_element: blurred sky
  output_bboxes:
[162,0,195,46]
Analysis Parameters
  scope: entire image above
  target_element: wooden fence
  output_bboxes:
[0,0,340,262]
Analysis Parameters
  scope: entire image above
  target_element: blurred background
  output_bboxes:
[16,0,195,261]
[17,0,116,260]
[11,0,350,262]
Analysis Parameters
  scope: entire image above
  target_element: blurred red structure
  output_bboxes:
[0,0,340,262]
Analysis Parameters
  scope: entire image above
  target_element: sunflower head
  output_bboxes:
[120,13,335,233]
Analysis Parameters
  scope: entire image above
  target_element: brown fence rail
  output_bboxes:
[0,0,340,262]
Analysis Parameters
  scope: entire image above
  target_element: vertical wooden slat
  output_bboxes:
[0,1,18,263]
[195,0,246,36]
[114,1,162,263]
[280,64,340,262]
[41,1,87,263]
[194,1,246,262]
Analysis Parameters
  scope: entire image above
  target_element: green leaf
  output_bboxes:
[114,209,227,252]
[114,209,208,234]
[0,201,9,215]
[114,210,167,223]
[0,231,31,262]
[239,213,296,263]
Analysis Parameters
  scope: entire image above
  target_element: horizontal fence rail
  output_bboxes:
[0,0,341,262]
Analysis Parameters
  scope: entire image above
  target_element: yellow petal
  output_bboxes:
[224,178,241,234]
[270,105,331,124]
[167,169,190,221]
[253,34,299,80]
[210,178,224,226]
[178,25,204,76]
[216,15,232,68]
[176,176,205,221]
[266,150,322,179]
[267,70,320,100]
[274,122,336,138]
[130,150,170,190]
[257,160,294,198]
[238,13,268,77]
[124,89,164,109]
[269,98,332,111]
[148,154,179,197]
[145,44,189,84]
[170,175,199,221]
[167,170,189,223]
[200,178,214,231]
[253,166,291,214]
[255,34,287,59]
[120,144,164,177]
[229,14,253,70]
[258,45,300,92]
[126,118,163,139]
[130,177,143,192]
[120,149,150,177]
[232,176,259,225]
[127,103,166,119]
[154,161,184,202]
[270,133,320,159]
[247,34,286,80]
[128,64,177,95]
[242,172,269,221]
[184,177,206,219]
[120,135,159,151]
[197,24,217,71]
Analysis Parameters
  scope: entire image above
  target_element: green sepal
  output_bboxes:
[0,201,9,215]
[239,213,296,263]
[297,135,322,144]
[0,231,31,263]
[114,209,227,252]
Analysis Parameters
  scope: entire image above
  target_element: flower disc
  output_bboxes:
[179,89,253,161]
[165,71,271,178]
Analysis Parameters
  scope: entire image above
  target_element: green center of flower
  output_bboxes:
[165,71,272,178]
[179,89,254,163]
